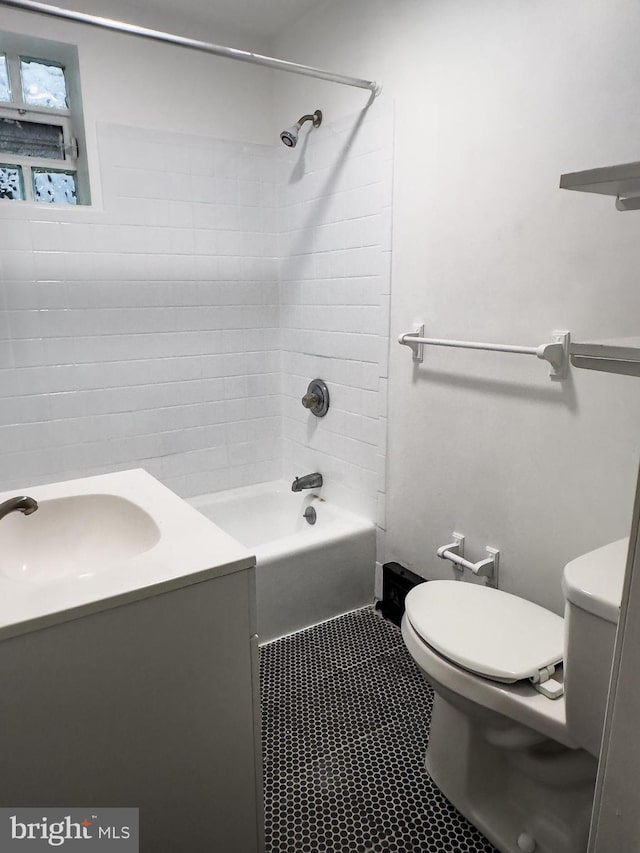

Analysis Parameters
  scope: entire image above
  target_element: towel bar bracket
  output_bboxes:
[540,331,571,381]
[403,324,425,363]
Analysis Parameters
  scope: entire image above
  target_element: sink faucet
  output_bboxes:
[0,496,38,521]
[291,473,323,492]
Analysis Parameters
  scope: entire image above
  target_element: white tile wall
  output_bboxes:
[278,104,393,521]
[0,110,392,526]
[0,124,282,497]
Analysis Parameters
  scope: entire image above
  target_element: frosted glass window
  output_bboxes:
[0,117,64,159]
[0,55,10,102]
[20,56,68,109]
[33,168,76,204]
[0,37,89,203]
[0,164,25,200]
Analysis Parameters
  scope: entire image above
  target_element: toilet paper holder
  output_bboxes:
[437,533,499,588]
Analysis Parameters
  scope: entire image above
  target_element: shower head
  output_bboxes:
[280,109,322,148]
[280,125,300,147]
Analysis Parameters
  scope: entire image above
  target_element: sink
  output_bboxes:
[0,493,161,582]
[0,469,255,641]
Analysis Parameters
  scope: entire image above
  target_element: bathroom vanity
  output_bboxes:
[0,469,263,853]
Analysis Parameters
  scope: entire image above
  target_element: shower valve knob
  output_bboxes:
[302,393,320,409]
[301,379,330,417]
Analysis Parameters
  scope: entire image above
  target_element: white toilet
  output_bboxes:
[401,538,628,853]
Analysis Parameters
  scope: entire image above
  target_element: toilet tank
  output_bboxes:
[562,538,628,758]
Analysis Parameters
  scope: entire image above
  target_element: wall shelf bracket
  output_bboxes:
[616,194,640,212]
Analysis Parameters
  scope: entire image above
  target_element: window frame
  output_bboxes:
[0,31,90,205]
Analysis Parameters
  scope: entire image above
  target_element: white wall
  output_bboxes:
[272,0,640,612]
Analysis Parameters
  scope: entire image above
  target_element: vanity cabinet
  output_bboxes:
[0,565,263,852]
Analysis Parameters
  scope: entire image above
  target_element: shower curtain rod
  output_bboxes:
[0,0,381,95]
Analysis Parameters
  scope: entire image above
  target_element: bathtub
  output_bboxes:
[189,481,376,643]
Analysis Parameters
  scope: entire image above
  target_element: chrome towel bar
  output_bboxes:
[398,324,570,380]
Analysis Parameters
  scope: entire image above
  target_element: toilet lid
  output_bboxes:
[405,580,564,683]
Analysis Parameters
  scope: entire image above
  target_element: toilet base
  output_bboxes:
[426,693,597,853]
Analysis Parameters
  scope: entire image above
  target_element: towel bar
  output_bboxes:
[398,324,570,380]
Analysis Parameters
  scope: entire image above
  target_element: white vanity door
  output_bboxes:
[0,566,263,853]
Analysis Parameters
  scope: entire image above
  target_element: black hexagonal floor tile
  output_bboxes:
[260,607,497,853]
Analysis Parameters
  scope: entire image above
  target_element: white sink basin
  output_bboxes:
[0,469,255,640]
[0,494,161,582]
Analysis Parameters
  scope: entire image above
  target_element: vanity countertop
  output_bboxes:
[0,469,255,640]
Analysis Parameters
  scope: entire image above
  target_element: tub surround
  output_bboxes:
[0,111,391,523]
[0,468,256,640]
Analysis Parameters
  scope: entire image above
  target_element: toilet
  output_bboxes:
[401,538,628,853]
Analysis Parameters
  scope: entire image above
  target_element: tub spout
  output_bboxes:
[291,473,323,492]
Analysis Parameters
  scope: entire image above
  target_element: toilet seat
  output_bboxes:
[405,580,564,683]
[401,612,575,748]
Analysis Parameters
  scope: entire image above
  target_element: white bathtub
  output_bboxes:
[189,481,375,642]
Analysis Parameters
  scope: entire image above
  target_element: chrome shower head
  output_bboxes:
[280,124,300,147]
[280,109,322,148]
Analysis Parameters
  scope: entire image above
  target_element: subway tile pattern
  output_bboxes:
[0,125,282,496]
[260,607,496,853]
[0,108,392,518]
[278,106,393,520]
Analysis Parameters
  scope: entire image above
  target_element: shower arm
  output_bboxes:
[296,113,322,128]
[0,0,382,96]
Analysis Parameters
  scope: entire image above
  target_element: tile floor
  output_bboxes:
[260,606,497,852]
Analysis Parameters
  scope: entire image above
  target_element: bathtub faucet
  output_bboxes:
[291,473,323,492]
